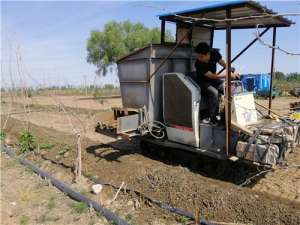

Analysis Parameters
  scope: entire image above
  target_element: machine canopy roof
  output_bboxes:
[158,0,293,29]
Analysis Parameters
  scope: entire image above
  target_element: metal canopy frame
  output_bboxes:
[158,0,293,29]
[158,1,289,157]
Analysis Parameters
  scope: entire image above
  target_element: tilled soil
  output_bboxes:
[2,95,122,111]
[2,117,300,225]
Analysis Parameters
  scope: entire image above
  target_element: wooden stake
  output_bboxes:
[76,133,82,182]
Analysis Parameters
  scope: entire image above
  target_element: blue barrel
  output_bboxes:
[240,73,271,96]
[259,73,271,93]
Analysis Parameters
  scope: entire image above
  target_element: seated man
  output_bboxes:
[194,42,239,124]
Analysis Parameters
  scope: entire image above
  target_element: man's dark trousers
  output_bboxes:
[200,81,224,123]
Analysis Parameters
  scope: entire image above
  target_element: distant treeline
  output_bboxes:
[273,71,300,92]
[1,84,120,98]
[1,72,299,97]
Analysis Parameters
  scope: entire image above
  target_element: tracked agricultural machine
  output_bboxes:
[97,1,300,167]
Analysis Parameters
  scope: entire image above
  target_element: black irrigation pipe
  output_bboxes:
[38,151,214,225]
[1,144,129,225]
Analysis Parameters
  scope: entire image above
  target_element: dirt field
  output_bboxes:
[256,96,298,115]
[1,151,108,225]
[1,95,300,225]
[2,95,122,111]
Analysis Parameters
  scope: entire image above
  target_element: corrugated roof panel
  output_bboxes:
[159,0,293,29]
[158,0,249,18]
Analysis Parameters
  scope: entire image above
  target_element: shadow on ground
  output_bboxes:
[85,138,263,186]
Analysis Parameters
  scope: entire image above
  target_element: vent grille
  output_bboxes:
[163,74,192,128]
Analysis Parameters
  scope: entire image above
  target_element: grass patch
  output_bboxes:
[20,215,29,225]
[86,173,98,182]
[36,214,60,224]
[71,202,88,214]
[79,190,89,196]
[58,143,71,155]
[178,215,190,225]
[47,197,56,210]
[39,143,55,150]
[0,130,6,142]
[25,166,34,174]
[125,213,137,225]
[19,131,35,153]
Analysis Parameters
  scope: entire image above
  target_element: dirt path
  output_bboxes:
[2,117,300,225]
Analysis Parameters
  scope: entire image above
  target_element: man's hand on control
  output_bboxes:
[230,72,240,80]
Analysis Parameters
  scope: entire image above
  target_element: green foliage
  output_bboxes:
[0,130,6,142]
[274,71,285,80]
[39,143,55,150]
[273,71,300,93]
[286,72,300,82]
[178,215,190,225]
[4,86,120,97]
[58,143,71,155]
[93,85,120,98]
[25,166,34,174]
[125,213,137,225]
[20,215,29,225]
[19,131,35,153]
[71,202,88,214]
[86,20,174,75]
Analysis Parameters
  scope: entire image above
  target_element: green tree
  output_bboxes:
[274,71,285,80]
[286,72,300,82]
[86,20,174,75]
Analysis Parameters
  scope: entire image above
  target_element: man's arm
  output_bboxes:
[218,59,226,68]
[204,71,239,80]
[217,59,240,79]
[204,71,226,80]
[218,59,237,73]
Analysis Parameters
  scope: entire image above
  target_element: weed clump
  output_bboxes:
[0,130,6,142]
[39,143,55,150]
[58,143,71,155]
[71,202,88,214]
[19,131,35,153]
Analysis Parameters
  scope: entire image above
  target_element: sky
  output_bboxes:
[1,0,300,88]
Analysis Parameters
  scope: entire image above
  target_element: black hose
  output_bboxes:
[1,144,129,225]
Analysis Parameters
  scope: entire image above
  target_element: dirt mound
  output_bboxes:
[133,166,300,225]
